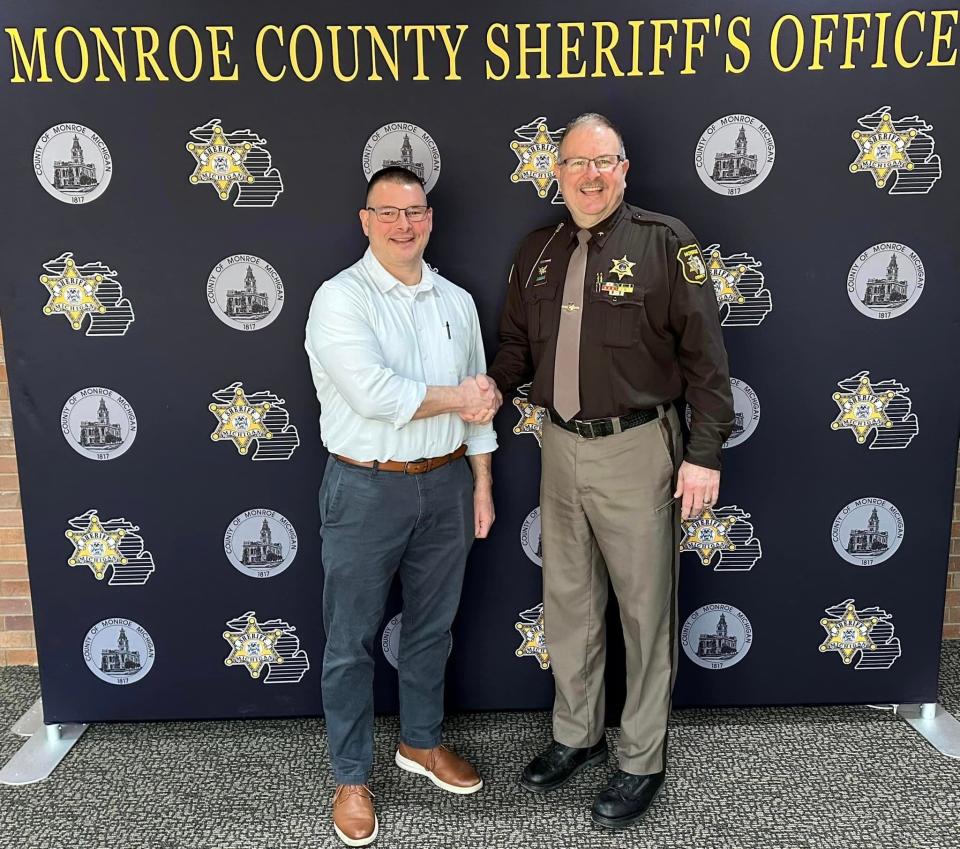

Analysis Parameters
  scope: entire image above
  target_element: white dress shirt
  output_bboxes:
[305,248,498,462]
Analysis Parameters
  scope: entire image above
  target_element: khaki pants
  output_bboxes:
[540,406,682,775]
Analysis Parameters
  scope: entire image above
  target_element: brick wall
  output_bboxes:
[0,321,36,665]
[0,317,957,664]
[946,446,960,640]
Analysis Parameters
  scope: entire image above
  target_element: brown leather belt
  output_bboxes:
[334,444,467,475]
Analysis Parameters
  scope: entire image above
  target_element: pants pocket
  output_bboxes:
[319,460,345,531]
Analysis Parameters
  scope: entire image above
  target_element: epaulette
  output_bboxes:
[628,205,697,246]
[630,205,706,285]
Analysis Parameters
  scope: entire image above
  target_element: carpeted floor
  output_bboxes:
[2,644,959,849]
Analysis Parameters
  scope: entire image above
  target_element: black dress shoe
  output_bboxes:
[519,739,608,793]
[592,769,665,829]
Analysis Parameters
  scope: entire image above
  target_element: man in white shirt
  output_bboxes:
[305,167,500,847]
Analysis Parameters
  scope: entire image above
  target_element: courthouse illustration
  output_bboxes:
[53,135,98,192]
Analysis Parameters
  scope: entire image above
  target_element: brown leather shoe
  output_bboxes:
[332,784,378,847]
[395,742,483,794]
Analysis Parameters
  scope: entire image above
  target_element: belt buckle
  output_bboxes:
[576,419,595,439]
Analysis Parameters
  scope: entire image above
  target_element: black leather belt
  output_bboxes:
[548,407,662,439]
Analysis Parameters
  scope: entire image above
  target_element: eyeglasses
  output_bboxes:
[557,155,625,174]
[365,205,430,223]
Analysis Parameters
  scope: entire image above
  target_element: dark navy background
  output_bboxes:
[0,1,958,722]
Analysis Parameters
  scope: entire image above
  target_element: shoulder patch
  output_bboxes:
[677,244,707,285]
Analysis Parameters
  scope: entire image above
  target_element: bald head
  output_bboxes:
[559,113,626,159]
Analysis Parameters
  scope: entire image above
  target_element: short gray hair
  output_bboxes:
[560,113,626,158]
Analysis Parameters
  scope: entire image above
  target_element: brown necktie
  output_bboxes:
[553,229,591,421]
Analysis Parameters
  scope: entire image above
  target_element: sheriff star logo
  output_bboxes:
[849,112,917,189]
[819,603,879,664]
[609,255,636,281]
[41,257,105,330]
[513,397,545,446]
[708,250,746,305]
[187,124,254,201]
[210,385,273,455]
[223,616,284,679]
[515,605,551,670]
[510,122,561,199]
[831,375,896,444]
[66,512,127,581]
[680,507,737,565]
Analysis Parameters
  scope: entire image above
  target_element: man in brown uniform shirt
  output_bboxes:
[486,113,734,829]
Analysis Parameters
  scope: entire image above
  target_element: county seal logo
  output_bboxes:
[34,123,112,204]
[209,382,300,460]
[687,377,760,449]
[512,382,545,446]
[223,611,310,683]
[681,603,753,670]
[61,387,137,461]
[849,106,942,195]
[831,498,904,567]
[66,509,155,585]
[224,509,298,579]
[186,119,284,207]
[819,599,901,669]
[847,243,924,320]
[208,255,284,332]
[39,253,134,336]
[83,618,155,685]
[702,244,772,327]
[509,117,564,204]
[363,122,441,193]
[830,372,918,449]
[680,504,762,571]
[514,603,550,670]
[381,613,452,670]
[520,507,542,567]
[695,115,775,196]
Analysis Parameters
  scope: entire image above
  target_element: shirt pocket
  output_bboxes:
[587,289,645,348]
[524,281,560,342]
[440,312,473,380]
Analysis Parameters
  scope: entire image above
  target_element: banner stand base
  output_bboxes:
[0,699,88,785]
[11,699,43,737]
[898,703,960,759]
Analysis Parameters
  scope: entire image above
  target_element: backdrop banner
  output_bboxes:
[1,1,958,723]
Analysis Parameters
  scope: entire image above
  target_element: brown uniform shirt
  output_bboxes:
[487,202,734,470]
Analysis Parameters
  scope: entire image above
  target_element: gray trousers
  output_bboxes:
[540,407,682,775]
[319,455,474,784]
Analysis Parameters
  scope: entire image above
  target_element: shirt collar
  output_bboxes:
[564,202,627,249]
[363,247,434,294]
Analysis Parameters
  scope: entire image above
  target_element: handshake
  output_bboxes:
[457,374,503,424]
